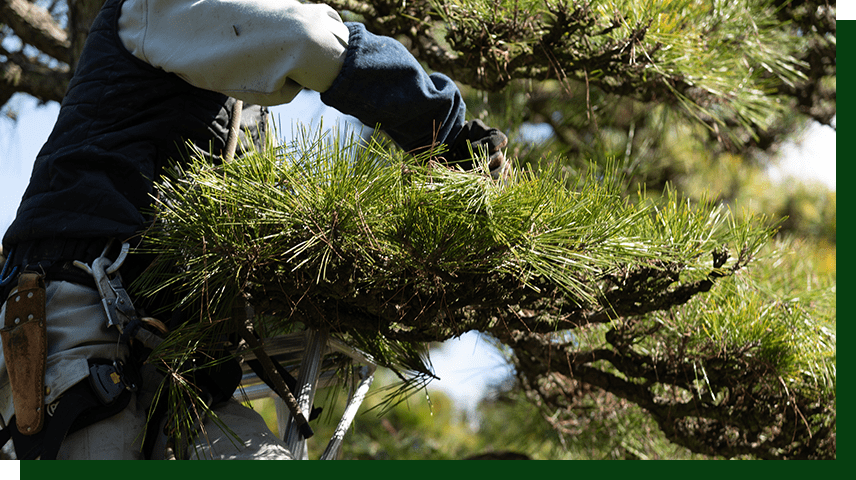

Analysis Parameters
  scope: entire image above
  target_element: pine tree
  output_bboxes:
[1,0,835,459]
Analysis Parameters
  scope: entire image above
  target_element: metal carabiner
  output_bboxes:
[74,241,126,330]
[74,241,163,350]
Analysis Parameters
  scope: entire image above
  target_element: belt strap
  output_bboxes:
[0,273,48,435]
[1,379,132,460]
[11,238,113,271]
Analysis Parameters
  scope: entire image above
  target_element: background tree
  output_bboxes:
[1,0,836,460]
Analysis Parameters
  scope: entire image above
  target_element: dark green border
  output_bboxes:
[836,17,848,466]
[21,461,550,478]
[13,458,845,478]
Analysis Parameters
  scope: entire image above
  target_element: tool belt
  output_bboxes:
[0,238,161,458]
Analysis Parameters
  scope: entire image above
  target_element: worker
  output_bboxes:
[0,0,508,460]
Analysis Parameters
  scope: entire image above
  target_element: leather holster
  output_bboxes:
[1,273,48,435]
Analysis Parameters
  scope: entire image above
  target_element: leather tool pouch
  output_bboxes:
[1,273,48,435]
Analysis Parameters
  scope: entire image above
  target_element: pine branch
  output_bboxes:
[0,43,69,104]
[328,0,833,149]
[0,0,69,61]
[132,126,786,418]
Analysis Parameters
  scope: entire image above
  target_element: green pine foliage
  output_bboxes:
[0,0,834,461]
[129,0,834,460]
[136,124,768,375]
[128,119,836,458]
[507,233,834,459]
[334,0,833,153]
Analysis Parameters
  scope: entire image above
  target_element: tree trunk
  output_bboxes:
[68,0,107,71]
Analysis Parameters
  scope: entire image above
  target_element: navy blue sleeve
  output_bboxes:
[320,23,466,154]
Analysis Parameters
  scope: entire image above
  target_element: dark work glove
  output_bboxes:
[444,120,509,180]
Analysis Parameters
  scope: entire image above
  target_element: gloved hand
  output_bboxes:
[443,120,509,180]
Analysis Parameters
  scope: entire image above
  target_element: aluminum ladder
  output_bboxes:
[237,329,377,460]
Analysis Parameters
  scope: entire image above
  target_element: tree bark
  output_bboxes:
[68,0,106,71]
[1,0,69,59]
[0,0,105,106]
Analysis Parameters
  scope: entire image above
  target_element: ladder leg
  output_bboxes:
[320,364,375,460]
[283,329,327,459]
[274,396,289,441]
